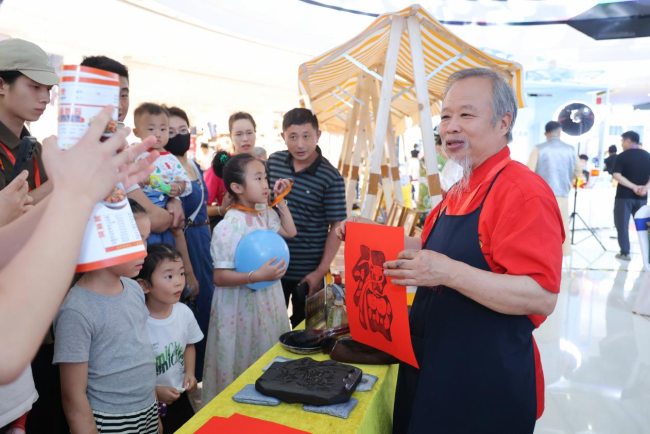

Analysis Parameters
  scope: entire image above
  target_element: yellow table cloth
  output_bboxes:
[177,341,399,433]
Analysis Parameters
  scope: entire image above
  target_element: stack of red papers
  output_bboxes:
[195,414,311,433]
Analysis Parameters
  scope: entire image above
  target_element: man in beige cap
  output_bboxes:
[0,38,59,204]
[0,38,61,433]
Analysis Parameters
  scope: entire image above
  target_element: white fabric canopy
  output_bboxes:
[0,0,648,137]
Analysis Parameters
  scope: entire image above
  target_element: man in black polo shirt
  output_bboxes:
[612,131,650,260]
[268,108,347,328]
[0,39,58,203]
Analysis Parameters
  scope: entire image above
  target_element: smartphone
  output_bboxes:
[295,282,310,300]
[9,136,37,183]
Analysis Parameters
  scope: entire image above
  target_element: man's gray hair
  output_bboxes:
[443,68,518,143]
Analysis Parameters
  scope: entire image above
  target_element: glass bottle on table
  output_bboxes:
[327,298,348,328]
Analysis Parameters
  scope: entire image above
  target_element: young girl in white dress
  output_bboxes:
[202,151,296,403]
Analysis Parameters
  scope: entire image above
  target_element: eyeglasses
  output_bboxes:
[233,131,255,138]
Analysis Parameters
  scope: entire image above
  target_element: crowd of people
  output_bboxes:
[0,39,346,433]
[528,123,650,261]
[1,37,646,434]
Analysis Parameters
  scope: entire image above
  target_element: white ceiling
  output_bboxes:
[0,0,648,133]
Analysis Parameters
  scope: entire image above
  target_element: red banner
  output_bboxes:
[345,222,418,368]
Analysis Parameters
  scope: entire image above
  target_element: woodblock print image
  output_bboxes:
[344,222,419,368]
[351,245,394,341]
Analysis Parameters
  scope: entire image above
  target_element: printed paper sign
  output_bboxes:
[58,65,145,272]
[345,222,418,368]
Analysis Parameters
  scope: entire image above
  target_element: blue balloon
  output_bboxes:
[234,230,290,290]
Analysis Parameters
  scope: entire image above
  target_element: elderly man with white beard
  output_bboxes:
[337,68,564,433]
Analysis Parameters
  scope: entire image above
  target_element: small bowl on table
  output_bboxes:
[279,331,322,355]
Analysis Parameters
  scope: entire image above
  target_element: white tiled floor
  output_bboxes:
[534,227,650,434]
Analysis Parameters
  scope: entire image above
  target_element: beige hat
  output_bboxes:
[0,38,59,86]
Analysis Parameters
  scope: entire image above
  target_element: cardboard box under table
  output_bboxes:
[177,322,399,434]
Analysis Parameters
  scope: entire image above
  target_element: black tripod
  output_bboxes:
[568,125,606,250]
[569,188,606,249]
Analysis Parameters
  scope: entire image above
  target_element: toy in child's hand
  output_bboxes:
[273,178,292,196]
[183,374,198,393]
[150,174,172,195]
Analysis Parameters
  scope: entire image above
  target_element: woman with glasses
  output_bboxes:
[205,112,258,229]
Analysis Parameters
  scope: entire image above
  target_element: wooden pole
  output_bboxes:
[367,71,403,208]
[361,15,405,219]
[298,76,314,111]
[385,124,404,205]
[360,106,374,206]
[338,74,363,177]
[407,15,442,208]
[370,71,404,211]
[345,75,372,216]
[380,151,393,212]
[298,79,311,110]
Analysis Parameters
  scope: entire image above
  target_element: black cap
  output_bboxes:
[545,121,562,133]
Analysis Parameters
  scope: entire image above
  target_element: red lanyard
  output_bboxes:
[0,141,41,190]
[227,180,294,213]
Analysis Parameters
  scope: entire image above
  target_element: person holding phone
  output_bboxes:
[0,39,59,203]
[0,38,63,432]
[0,171,33,227]
[267,109,347,328]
